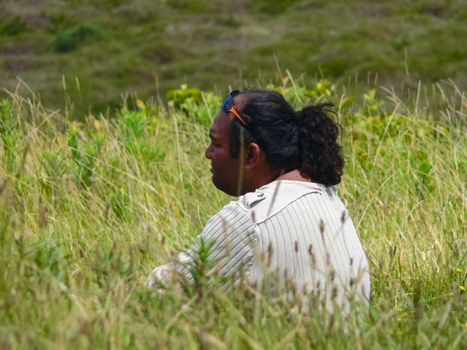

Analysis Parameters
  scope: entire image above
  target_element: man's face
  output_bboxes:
[205,110,243,196]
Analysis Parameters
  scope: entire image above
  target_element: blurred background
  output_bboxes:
[1,0,466,116]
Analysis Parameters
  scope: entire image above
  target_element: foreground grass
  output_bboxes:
[0,81,465,349]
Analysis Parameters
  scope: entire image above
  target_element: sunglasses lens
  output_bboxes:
[222,95,233,112]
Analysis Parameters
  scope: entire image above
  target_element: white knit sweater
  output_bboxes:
[146,180,370,307]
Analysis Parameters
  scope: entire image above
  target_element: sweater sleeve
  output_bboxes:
[146,201,256,289]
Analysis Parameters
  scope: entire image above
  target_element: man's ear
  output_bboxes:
[244,142,262,167]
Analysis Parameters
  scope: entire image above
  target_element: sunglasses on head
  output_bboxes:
[222,90,248,127]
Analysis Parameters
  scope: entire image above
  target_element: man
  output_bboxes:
[146,89,370,309]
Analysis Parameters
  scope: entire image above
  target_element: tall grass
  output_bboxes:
[0,80,465,348]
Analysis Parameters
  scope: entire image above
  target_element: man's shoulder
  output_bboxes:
[238,180,327,223]
[205,197,251,228]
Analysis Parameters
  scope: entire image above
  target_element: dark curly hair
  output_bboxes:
[229,89,344,186]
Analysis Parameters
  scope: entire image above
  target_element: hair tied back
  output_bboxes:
[296,103,344,186]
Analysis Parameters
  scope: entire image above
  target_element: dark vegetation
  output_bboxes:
[0,0,466,116]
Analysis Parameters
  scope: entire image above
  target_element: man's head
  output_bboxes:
[205,92,277,196]
[205,89,344,196]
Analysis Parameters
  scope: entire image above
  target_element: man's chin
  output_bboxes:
[211,178,232,196]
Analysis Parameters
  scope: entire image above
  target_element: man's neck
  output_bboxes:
[276,169,313,182]
[240,169,313,196]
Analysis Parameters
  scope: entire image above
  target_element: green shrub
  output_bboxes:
[53,24,103,53]
[166,86,217,127]
[166,86,202,109]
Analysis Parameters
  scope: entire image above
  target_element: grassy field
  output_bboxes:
[1,0,467,114]
[0,79,465,348]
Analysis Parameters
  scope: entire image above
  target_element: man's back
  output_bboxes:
[246,180,370,309]
[148,180,370,310]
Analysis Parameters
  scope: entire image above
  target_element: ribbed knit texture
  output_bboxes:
[146,180,370,307]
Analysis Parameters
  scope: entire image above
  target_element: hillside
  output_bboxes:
[1,0,466,114]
